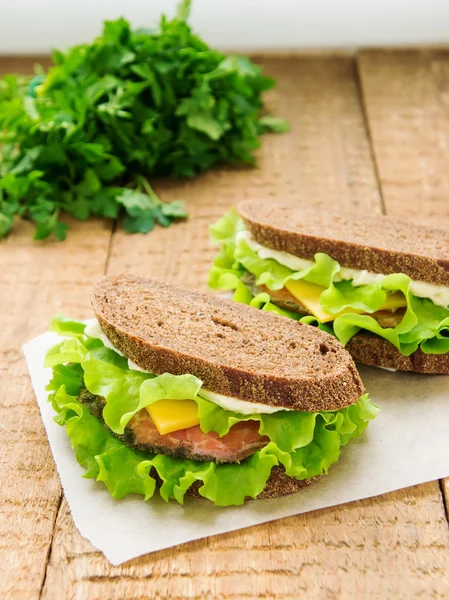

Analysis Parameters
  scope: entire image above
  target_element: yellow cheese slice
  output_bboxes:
[284,280,336,322]
[381,292,407,311]
[146,399,200,435]
[284,279,406,323]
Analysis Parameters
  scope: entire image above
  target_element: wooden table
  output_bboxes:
[2,51,449,599]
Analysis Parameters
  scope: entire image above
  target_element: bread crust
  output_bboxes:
[237,199,449,286]
[347,333,449,374]
[91,275,364,411]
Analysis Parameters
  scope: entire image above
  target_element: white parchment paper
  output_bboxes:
[23,331,449,565]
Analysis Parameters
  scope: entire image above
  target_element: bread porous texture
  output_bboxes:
[238,199,449,286]
[91,274,364,411]
[347,334,449,374]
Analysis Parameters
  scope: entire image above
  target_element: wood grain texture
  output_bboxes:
[442,481,449,525]
[358,49,449,226]
[0,54,57,600]
[41,485,449,600]
[0,217,112,599]
[0,56,52,75]
[32,54,449,599]
[0,63,110,600]
[359,48,449,534]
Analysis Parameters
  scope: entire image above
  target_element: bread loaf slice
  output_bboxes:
[237,199,449,286]
[91,275,364,411]
[347,333,449,374]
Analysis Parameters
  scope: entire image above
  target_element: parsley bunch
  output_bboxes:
[0,0,287,240]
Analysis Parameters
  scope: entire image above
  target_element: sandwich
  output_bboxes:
[209,199,449,374]
[45,275,377,507]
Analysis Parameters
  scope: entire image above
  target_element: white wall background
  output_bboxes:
[1,0,449,54]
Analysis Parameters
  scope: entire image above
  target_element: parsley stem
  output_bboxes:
[136,175,161,205]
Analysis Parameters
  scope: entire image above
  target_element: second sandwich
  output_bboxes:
[209,200,449,373]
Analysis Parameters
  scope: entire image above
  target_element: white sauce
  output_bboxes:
[237,230,449,308]
[84,319,125,356]
[197,388,292,415]
[127,359,147,372]
[84,319,290,414]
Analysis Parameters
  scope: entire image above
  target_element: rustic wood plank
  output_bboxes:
[358,49,449,226]
[0,55,113,599]
[41,484,449,600]
[0,56,52,73]
[359,46,449,552]
[40,55,449,599]
[0,218,112,599]
[0,54,111,597]
[443,482,449,523]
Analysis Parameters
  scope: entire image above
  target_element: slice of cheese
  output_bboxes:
[284,280,336,322]
[284,279,406,323]
[380,293,407,311]
[146,400,200,435]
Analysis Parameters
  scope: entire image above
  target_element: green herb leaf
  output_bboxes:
[176,0,192,22]
[117,184,187,233]
[116,189,155,216]
[259,116,290,133]
[186,112,223,140]
[0,0,287,240]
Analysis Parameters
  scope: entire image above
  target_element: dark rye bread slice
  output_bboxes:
[237,199,449,286]
[91,275,364,411]
[347,333,449,374]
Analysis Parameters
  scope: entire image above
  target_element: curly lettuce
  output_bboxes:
[209,209,449,356]
[45,315,377,506]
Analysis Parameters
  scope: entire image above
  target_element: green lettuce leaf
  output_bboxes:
[208,208,246,290]
[49,313,87,338]
[46,316,378,506]
[234,237,339,291]
[45,334,202,435]
[209,210,449,356]
[197,393,376,454]
[50,384,376,506]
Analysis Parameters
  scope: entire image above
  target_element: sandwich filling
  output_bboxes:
[209,209,449,357]
[45,315,377,506]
